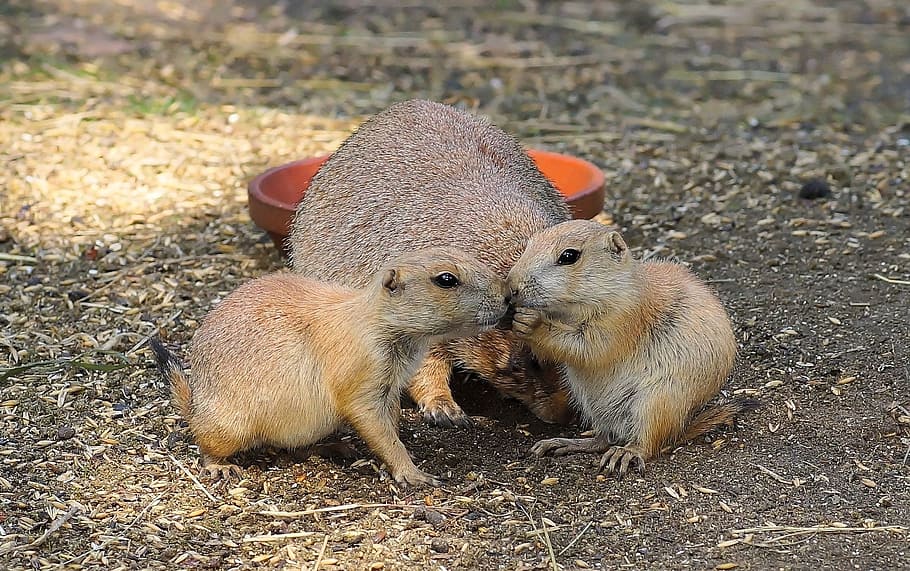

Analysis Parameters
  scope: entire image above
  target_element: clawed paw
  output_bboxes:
[598,446,645,477]
[203,462,244,481]
[420,398,473,429]
[511,307,541,339]
[393,467,444,488]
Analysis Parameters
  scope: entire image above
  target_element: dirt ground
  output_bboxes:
[1,1,909,569]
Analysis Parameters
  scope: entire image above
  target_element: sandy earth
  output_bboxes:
[1,1,908,569]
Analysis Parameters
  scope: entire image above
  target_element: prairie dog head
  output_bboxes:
[373,247,510,340]
[507,220,638,320]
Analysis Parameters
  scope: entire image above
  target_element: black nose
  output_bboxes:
[504,291,513,305]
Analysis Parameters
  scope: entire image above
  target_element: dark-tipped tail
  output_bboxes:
[149,337,193,421]
[680,395,761,444]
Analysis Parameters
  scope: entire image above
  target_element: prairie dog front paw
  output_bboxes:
[512,306,542,339]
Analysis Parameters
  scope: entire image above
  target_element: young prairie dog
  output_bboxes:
[507,220,754,475]
[151,247,510,486]
[288,99,573,428]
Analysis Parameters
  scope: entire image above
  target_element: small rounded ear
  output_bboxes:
[605,231,629,259]
[382,268,401,295]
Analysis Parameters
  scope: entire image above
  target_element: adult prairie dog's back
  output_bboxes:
[288,99,570,284]
[287,99,573,428]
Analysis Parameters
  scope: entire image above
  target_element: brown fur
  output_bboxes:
[507,220,752,475]
[150,340,192,421]
[287,99,572,427]
[678,398,759,445]
[150,247,509,485]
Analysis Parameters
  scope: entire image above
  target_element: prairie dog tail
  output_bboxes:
[679,396,760,444]
[149,338,193,420]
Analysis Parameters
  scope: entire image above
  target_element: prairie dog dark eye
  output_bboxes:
[557,249,581,266]
[432,272,460,288]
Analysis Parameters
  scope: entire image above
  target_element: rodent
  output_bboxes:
[150,246,510,485]
[507,220,756,475]
[287,99,574,427]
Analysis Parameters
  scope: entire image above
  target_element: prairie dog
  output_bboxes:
[507,220,752,474]
[287,99,573,428]
[151,247,510,485]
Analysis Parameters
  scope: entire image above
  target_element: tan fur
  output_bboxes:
[507,220,749,475]
[151,247,509,485]
[287,99,572,427]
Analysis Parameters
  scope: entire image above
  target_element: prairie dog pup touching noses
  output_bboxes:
[151,247,510,486]
[507,220,754,475]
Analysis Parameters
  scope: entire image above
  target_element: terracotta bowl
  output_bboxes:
[248,149,606,254]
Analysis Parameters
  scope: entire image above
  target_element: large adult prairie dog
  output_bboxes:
[151,247,510,486]
[507,220,755,474]
[287,99,573,427]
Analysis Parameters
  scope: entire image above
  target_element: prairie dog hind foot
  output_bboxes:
[599,445,646,476]
[200,456,245,482]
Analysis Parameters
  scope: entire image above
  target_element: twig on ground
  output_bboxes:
[30,505,79,549]
[540,516,559,571]
[753,463,793,485]
[260,503,463,518]
[0,505,80,554]
[525,524,566,538]
[558,520,594,557]
[667,69,794,82]
[311,534,330,571]
[168,453,219,504]
[0,252,38,263]
[242,531,318,543]
[871,273,910,285]
[733,524,907,539]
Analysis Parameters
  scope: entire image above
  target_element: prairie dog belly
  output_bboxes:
[565,365,640,444]
[260,352,342,448]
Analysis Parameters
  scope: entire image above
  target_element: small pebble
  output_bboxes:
[166,431,184,449]
[799,178,832,199]
[67,290,89,301]
[430,538,449,553]
[343,531,364,544]
[56,425,76,440]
